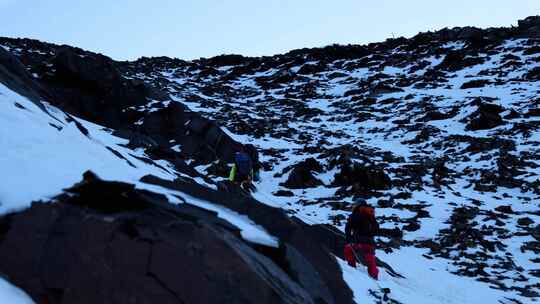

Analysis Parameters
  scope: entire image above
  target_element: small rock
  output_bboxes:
[403,222,421,232]
[460,79,492,89]
[518,217,534,226]
[274,190,295,197]
[495,205,514,214]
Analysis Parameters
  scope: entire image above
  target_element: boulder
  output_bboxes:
[332,163,391,190]
[465,102,505,131]
[0,173,348,304]
[494,205,514,214]
[274,190,295,197]
[301,157,324,173]
[532,225,540,241]
[525,67,540,81]
[460,79,492,89]
[518,16,540,28]
[523,45,540,56]
[524,26,540,38]
[525,108,540,117]
[141,103,241,163]
[436,50,485,72]
[284,44,370,62]
[256,69,296,88]
[518,16,540,37]
[504,109,521,119]
[140,175,360,304]
[343,88,364,97]
[419,110,456,122]
[517,217,534,226]
[205,54,248,67]
[281,166,323,189]
[297,63,327,75]
[370,82,404,96]
[281,159,324,189]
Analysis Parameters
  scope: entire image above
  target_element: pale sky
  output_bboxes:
[1,0,539,60]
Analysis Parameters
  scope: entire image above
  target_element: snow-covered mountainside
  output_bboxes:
[1,16,539,304]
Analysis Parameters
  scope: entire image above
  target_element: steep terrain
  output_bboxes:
[0,43,355,304]
[0,16,540,304]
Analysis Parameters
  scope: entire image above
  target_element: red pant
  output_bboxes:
[344,243,379,280]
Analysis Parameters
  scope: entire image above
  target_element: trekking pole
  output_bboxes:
[350,245,362,266]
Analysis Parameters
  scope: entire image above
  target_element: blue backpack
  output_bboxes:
[235,152,252,177]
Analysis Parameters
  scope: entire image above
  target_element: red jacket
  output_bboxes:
[345,206,379,245]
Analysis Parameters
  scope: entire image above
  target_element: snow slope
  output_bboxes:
[117,37,540,303]
[0,83,174,213]
[0,278,34,304]
[0,81,278,259]
[340,247,510,304]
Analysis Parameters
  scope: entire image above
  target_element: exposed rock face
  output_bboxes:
[0,39,248,166]
[40,47,157,128]
[460,79,492,89]
[456,27,484,41]
[518,16,540,37]
[281,158,324,189]
[139,102,241,163]
[140,175,358,304]
[436,50,485,72]
[525,66,540,81]
[0,172,351,304]
[0,47,47,109]
[332,163,391,191]
[282,166,323,189]
[465,102,505,131]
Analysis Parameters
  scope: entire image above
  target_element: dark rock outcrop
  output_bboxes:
[0,47,47,110]
[465,102,505,131]
[281,158,324,189]
[525,67,540,81]
[274,190,295,197]
[140,103,241,163]
[0,172,352,304]
[140,175,359,304]
[40,47,161,128]
[332,163,391,191]
[0,41,244,165]
[436,50,485,72]
[518,16,540,37]
[460,79,492,89]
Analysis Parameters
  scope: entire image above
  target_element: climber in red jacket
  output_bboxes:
[344,201,380,280]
